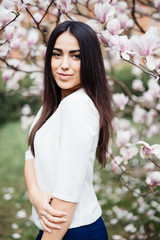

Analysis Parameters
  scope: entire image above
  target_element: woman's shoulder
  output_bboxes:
[59,88,99,116]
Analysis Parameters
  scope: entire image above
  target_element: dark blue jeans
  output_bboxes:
[36,216,108,240]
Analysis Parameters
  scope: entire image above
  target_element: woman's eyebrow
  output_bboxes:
[53,48,80,53]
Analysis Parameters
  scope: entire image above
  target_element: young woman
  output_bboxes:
[24,20,113,240]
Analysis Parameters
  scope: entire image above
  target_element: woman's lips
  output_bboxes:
[57,73,73,80]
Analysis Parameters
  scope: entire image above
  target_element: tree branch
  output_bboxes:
[131,0,145,33]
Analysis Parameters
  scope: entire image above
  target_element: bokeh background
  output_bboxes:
[0,1,160,240]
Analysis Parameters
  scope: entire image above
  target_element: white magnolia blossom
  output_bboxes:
[27,29,39,47]
[117,1,128,14]
[148,78,160,99]
[147,124,159,138]
[2,69,14,81]
[117,13,133,29]
[106,18,122,35]
[146,171,160,186]
[4,25,15,41]
[94,2,115,23]
[113,93,129,110]
[133,105,147,124]
[21,104,31,115]
[154,0,160,9]
[120,146,138,163]
[137,141,160,159]
[144,162,155,172]
[124,223,137,233]
[56,0,73,14]
[116,130,131,147]
[111,156,123,173]
[130,27,160,57]
[132,79,144,91]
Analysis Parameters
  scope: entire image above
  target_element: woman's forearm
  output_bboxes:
[41,198,77,240]
[24,158,39,204]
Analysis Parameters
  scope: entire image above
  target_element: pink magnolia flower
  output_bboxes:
[132,79,144,91]
[144,162,155,172]
[142,91,154,106]
[154,0,160,9]
[53,7,59,17]
[86,20,100,33]
[146,171,160,187]
[116,130,131,147]
[16,27,27,38]
[27,29,39,47]
[120,146,138,163]
[105,34,133,60]
[0,6,15,27]
[107,18,123,35]
[147,124,159,138]
[10,38,21,49]
[5,26,15,42]
[33,12,42,22]
[56,0,73,14]
[117,1,128,14]
[2,69,14,81]
[1,0,15,10]
[146,109,157,126]
[133,105,147,124]
[111,156,123,173]
[148,78,160,99]
[37,0,50,10]
[113,93,129,110]
[137,141,160,159]
[117,14,133,30]
[94,2,115,23]
[112,117,131,131]
[146,56,156,71]
[130,27,160,57]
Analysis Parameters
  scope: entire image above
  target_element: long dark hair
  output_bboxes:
[29,20,113,167]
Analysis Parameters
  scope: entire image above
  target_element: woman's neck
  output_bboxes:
[61,83,82,100]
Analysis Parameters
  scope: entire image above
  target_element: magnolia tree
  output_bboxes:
[0,0,160,239]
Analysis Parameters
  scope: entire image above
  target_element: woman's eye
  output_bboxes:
[52,52,61,57]
[72,54,81,59]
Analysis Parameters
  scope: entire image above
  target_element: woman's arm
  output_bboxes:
[24,159,68,233]
[41,198,77,240]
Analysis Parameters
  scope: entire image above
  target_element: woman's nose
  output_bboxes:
[61,56,70,70]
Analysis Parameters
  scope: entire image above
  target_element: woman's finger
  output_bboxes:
[42,215,62,230]
[46,204,67,217]
[47,214,68,224]
[40,219,51,234]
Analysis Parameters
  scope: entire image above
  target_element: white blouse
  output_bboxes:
[25,88,102,230]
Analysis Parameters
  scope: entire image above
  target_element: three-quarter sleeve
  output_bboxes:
[25,146,34,160]
[52,98,99,202]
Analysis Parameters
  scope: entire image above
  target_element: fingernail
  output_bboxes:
[56,226,61,229]
[63,212,67,215]
[63,218,67,222]
[48,230,51,233]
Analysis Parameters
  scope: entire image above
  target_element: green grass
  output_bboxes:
[0,122,37,240]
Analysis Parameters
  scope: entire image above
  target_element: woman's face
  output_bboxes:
[51,31,81,91]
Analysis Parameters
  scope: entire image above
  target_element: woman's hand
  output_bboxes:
[30,189,68,233]
[24,159,67,233]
